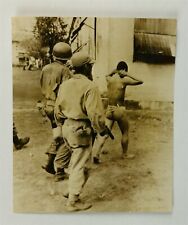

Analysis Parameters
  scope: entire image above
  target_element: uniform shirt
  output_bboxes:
[55,74,106,133]
[40,60,72,101]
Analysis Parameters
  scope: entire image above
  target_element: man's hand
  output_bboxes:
[36,100,46,117]
[106,69,117,77]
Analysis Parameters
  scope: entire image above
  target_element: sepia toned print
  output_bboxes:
[12,17,175,212]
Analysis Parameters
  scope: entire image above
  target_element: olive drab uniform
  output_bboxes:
[55,74,106,201]
[40,60,73,130]
[40,60,73,174]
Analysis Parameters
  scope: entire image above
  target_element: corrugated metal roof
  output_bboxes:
[134,33,176,57]
[134,19,176,36]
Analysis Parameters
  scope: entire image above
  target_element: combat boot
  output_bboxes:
[42,153,56,174]
[63,192,80,200]
[93,156,100,164]
[42,138,62,175]
[66,194,92,212]
[13,135,30,150]
[54,168,68,182]
[66,200,92,212]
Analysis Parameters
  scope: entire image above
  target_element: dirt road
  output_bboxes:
[13,67,173,213]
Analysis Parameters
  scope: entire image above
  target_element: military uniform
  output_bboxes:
[40,61,72,124]
[55,74,106,207]
[40,60,73,174]
[13,123,30,150]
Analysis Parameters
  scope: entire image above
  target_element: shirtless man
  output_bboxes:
[92,61,143,163]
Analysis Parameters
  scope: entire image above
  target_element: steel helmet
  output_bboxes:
[53,42,72,60]
[71,52,94,68]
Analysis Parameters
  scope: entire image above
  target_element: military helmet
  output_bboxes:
[53,42,72,60]
[71,52,94,68]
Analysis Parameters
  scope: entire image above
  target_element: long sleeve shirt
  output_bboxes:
[54,74,106,133]
[40,60,72,102]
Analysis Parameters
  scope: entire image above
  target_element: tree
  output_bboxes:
[20,37,42,58]
[33,17,68,60]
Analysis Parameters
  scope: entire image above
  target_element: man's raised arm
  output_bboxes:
[123,74,143,86]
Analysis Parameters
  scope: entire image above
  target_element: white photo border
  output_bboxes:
[0,0,188,225]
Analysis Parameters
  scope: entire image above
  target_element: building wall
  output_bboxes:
[93,18,135,92]
[12,41,27,66]
[125,61,174,102]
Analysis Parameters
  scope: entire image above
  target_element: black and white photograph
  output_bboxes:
[12,17,176,213]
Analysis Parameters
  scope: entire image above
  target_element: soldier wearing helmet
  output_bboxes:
[40,42,73,180]
[54,52,109,211]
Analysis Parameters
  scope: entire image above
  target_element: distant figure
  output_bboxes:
[93,61,144,164]
[39,58,43,69]
[13,123,30,150]
[35,58,43,69]
[28,56,36,70]
[23,57,29,70]
[35,58,40,69]
[43,53,51,66]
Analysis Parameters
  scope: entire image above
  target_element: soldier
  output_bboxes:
[54,52,111,212]
[13,123,30,150]
[92,61,144,164]
[40,42,72,179]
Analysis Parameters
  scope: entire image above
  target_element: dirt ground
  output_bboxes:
[13,67,173,213]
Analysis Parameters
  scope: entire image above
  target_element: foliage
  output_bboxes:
[33,17,68,59]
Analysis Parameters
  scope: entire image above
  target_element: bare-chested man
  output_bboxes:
[92,61,143,164]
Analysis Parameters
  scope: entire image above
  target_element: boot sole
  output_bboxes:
[66,204,92,212]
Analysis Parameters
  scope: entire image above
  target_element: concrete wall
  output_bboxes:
[92,18,110,91]
[125,61,175,102]
[93,18,135,92]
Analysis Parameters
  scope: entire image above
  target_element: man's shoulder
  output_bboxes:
[42,62,55,71]
[42,61,70,72]
[107,72,125,82]
[63,75,95,87]
[85,80,99,93]
[78,75,95,87]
